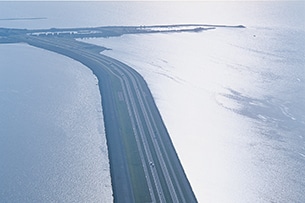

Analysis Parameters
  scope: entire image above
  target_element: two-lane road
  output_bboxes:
[17,35,197,203]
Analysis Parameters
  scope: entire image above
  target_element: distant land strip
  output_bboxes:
[0,17,47,21]
[0,24,245,40]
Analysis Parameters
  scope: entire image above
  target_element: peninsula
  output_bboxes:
[0,24,244,202]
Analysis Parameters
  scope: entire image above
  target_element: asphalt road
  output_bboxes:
[16,35,197,203]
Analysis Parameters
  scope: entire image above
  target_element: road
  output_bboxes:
[14,35,197,203]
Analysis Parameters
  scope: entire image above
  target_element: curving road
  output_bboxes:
[13,35,197,203]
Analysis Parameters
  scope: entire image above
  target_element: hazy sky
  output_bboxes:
[0,0,298,1]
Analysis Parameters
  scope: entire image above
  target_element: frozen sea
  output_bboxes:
[1,1,305,202]
[82,26,305,202]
